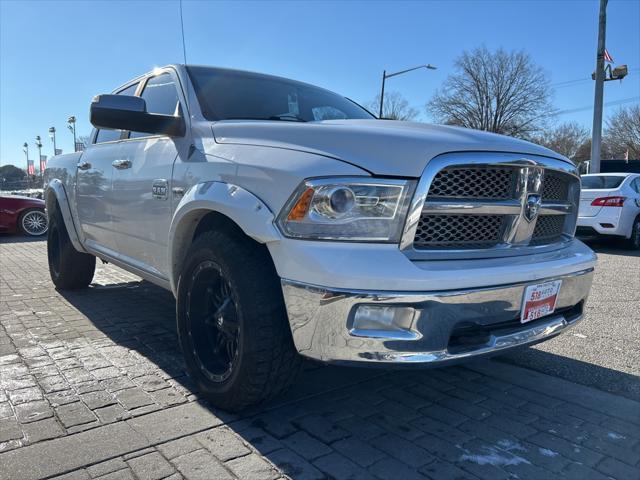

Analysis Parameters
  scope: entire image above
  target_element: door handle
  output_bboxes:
[77,161,91,170]
[112,159,132,170]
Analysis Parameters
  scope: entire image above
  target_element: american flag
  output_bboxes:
[604,48,614,63]
[40,155,47,173]
[27,160,35,176]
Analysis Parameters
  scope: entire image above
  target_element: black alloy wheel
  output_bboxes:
[186,260,240,383]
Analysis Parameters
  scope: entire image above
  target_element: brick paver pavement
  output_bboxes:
[1,237,639,479]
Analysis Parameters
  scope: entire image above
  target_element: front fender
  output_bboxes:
[45,178,87,253]
[168,181,281,294]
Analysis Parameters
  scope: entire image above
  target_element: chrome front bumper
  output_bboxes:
[281,269,594,365]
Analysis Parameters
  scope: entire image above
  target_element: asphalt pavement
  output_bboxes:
[1,235,639,480]
[500,240,640,401]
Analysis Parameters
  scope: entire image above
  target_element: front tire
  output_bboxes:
[177,229,301,412]
[627,216,640,250]
[47,209,96,289]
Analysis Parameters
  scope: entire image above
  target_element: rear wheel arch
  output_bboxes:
[45,180,87,252]
[45,189,59,215]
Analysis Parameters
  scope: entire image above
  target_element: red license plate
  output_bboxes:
[521,280,562,323]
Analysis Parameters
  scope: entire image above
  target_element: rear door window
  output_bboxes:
[94,82,139,143]
[581,176,626,189]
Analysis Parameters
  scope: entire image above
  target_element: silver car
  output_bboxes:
[577,173,640,249]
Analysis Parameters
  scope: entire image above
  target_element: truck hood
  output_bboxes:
[212,119,568,177]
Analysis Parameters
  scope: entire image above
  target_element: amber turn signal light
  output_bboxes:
[287,187,314,221]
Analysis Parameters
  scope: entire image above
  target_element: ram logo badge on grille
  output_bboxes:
[524,194,542,222]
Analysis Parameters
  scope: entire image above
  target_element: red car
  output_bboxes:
[0,195,48,236]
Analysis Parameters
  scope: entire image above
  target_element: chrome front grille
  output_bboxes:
[415,214,505,249]
[402,153,580,259]
[428,167,514,199]
[531,215,565,245]
[541,171,569,201]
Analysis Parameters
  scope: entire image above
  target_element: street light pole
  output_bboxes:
[35,136,43,174]
[378,64,437,119]
[49,127,57,156]
[68,116,77,152]
[23,142,29,171]
[590,0,608,174]
[379,70,387,119]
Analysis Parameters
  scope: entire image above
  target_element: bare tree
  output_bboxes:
[604,105,640,159]
[535,122,589,161]
[426,47,553,138]
[367,91,418,121]
[573,138,616,164]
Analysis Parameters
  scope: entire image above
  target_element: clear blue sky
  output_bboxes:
[1,0,639,167]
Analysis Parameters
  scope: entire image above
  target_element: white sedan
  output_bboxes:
[577,172,640,249]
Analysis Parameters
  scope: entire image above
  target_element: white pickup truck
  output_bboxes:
[45,65,597,411]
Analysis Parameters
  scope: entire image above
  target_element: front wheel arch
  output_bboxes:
[168,182,281,296]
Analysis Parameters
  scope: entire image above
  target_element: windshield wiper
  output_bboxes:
[269,114,307,122]
[222,115,307,122]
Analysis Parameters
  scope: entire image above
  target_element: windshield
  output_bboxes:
[581,175,626,189]
[187,66,374,122]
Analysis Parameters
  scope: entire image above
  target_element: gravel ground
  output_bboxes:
[500,240,640,401]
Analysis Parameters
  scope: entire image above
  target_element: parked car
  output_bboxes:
[0,195,48,236]
[44,65,597,411]
[577,173,640,249]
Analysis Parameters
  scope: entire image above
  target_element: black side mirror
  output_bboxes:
[90,94,185,137]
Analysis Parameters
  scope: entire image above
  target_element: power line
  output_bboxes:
[551,68,639,88]
[554,96,640,115]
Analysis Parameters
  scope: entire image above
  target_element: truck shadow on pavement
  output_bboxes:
[51,267,640,479]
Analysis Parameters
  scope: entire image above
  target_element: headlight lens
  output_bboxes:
[277,177,416,241]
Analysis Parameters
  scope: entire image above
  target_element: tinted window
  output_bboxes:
[581,175,626,189]
[130,73,179,139]
[95,83,139,143]
[187,66,373,122]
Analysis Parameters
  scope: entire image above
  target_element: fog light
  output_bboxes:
[352,305,418,338]
[599,223,615,228]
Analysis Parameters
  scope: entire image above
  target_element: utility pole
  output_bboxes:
[590,0,607,173]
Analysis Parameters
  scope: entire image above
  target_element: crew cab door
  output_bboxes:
[110,69,190,278]
[77,82,140,252]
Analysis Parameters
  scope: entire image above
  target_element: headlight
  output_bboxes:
[277,177,416,241]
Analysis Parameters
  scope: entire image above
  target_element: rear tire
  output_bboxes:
[47,208,96,289]
[627,216,640,250]
[176,229,301,412]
